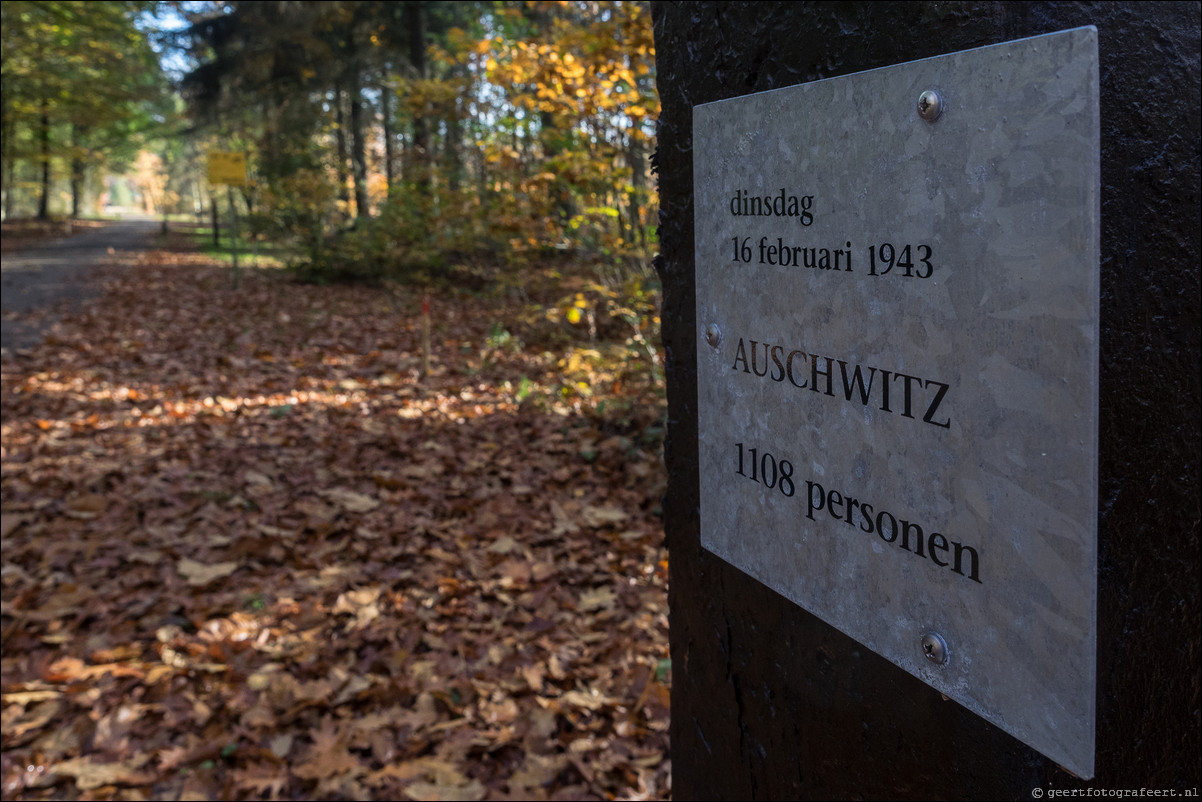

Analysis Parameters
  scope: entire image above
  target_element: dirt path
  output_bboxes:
[1,219,160,353]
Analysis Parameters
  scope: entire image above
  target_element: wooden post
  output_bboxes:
[653,2,1200,797]
[210,196,220,248]
[227,186,240,291]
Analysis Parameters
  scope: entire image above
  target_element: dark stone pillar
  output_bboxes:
[652,3,1200,798]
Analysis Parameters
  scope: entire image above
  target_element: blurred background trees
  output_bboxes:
[1,0,168,219]
[2,0,659,307]
[177,0,658,286]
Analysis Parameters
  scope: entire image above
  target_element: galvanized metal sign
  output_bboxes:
[694,28,1098,777]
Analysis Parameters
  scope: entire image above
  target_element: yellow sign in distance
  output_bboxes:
[207,151,247,186]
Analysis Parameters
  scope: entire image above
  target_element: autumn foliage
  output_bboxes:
[1,235,670,799]
[178,0,658,289]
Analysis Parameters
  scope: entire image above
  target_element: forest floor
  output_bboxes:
[0,228,670,800]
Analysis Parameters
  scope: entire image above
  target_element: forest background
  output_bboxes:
[2,1,669,799]
[2,0,658,286]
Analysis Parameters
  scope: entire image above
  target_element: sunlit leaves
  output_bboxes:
[0,236,669,800]
[178,1,658,282]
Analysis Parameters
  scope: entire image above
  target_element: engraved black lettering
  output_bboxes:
[923,379,952,428]
[731,338,749,373]
[730,188,814,224]
[810,355,834,396]
[769,345,786,382]
[838,361,876,405]
[894,372,921,418]
[793,467,982,583]
[858,503,875,533]
[845,497,861,526]
[929,532,950,566]
[806,481,824,521]
[785,194,798,218]
[785,351,807,388]
[953,543,981,583]
[900,519,926,557]
[828,489,844,519]
[799,195,813,226]
[876,510,898,543]
[772,188,787,216]
[775,238,791,266]
[727,334,951,432]
[750,340,770,377]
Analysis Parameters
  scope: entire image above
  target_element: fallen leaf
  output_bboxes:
[320,488,380,513]
[51,757,152,791]
[294,716,361,780]
[64,493,107,519]
[578,586,616,611]
[404,779,487,801]
[581,504,627,527]
[176,558,239,586]
[487,535,519,554]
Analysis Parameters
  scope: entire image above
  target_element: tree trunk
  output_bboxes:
[1,90,13,219]
[70,123,86,219]
[210,195,220,247]
[382,71,395,197]
[350,68,369,219]
[260,94,276,180]
[334,85,350,215]
[626,132,646,249]
[445,113,463,193]
[37,97,50,220]
[406,1,430,197]
[540,110,573,225]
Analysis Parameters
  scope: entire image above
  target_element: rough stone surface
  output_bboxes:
[652,2,1199,798]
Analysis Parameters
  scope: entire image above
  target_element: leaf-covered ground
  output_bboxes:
[1,239,670,800]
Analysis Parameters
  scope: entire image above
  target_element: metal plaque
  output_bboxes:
[694,28,1098,777]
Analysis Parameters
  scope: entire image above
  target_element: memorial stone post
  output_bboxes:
[652,3,1199,798]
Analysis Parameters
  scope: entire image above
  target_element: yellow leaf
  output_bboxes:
[566,308,582,324]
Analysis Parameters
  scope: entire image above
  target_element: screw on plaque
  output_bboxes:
[921,631,949,666]
[917,89,943,122]
[705,324,722,348]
